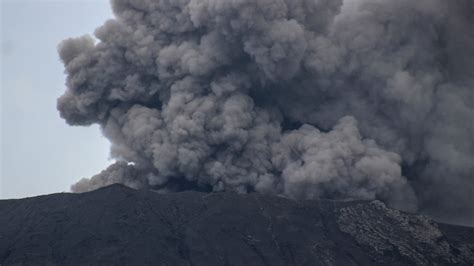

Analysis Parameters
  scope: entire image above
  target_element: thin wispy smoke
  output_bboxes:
[58,0,474,224]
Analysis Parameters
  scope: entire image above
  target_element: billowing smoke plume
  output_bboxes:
[58,0,474,224]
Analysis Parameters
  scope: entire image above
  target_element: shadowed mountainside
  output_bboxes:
[1,184,473,265]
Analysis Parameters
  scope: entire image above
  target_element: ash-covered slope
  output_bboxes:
[1,185,473,265]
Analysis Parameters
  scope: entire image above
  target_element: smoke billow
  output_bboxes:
[58,0,474,224]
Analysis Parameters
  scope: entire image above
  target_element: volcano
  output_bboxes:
[1,184,472,265]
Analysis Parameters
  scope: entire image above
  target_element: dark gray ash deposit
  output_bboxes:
[57,0,474,225]
[1,185,473,265]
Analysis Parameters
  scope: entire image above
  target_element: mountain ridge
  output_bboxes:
[1,184,473,265]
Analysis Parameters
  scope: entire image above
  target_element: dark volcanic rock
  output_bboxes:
[0,184,473,265]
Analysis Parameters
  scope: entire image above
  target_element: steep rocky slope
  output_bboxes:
[1,184,473,265]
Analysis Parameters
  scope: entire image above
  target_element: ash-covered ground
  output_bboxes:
[1,185,473,265]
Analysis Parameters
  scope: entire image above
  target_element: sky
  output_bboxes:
[1,0,114,199]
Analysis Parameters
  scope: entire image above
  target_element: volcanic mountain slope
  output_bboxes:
[1,184,473,265]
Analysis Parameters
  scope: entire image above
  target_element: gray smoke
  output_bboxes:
[58,0,474,224]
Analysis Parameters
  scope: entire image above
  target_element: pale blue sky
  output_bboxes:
[1,0,114,198]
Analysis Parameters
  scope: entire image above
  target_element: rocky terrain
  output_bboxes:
[1,184,473,265]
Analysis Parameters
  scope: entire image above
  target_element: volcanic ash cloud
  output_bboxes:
[58,0,474,224]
